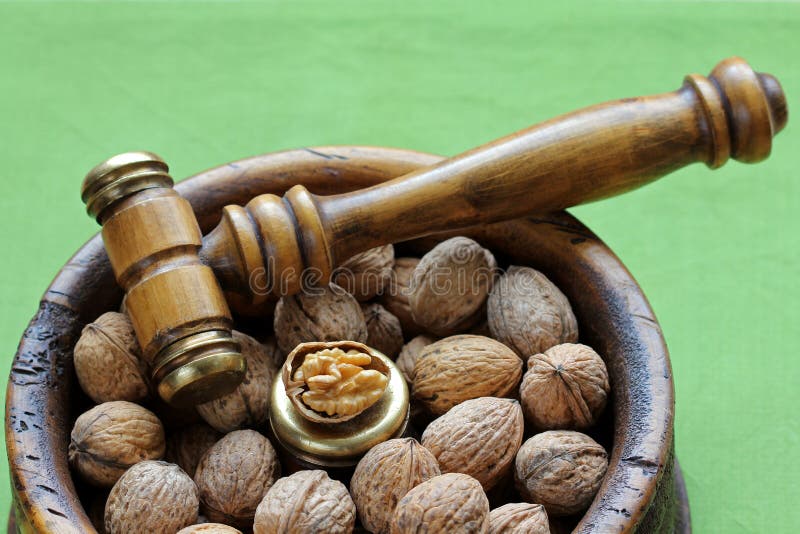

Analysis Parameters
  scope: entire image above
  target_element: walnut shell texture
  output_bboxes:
[350,438,441,534]
[165,423,222,478]
[69,401,165,487]
[520,343,609,430]
[362,302,404,359]
[422,397,524,491]
[194,430,281,529]
[333,244,395,301]
[274,283,367,354]
[104,461,198,534]
[73,311,149,403]
[283,341,390,423]
[197,331,277,432]
[408,237,497,336]
[413,335,522,415]
[254,470,356,534]
[177,524,243,534]
[487,266,578,357]
[390,473,489,534]
[395,334,436,384]
[381,257,426,338]
[488,503,550,534]
[514,430,608,516]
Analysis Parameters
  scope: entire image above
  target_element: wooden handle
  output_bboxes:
[202,57,786,301]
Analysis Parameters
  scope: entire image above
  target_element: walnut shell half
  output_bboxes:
[282,341,391,423]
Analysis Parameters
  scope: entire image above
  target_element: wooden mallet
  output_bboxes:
[81,57,786,405]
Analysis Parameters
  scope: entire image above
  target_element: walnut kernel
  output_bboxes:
[351,438,441,533]
[514,430,608,516]
[254,470,356,534]
[69,401,165,487]
[520,343,609,430]
[284,341,390,422]
[104,461,198,534]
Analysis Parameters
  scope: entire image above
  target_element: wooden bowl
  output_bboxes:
[5,146,690,533]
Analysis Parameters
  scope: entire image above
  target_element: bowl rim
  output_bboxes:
[5,145,675,533]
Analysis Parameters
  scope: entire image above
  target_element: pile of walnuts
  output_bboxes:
[69,236,612,533]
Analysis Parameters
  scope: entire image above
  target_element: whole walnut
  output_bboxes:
[395,334,436,384]
[362,303,404,359]
[520,343,609,430]
[413,335,522,415]
[254,470,356,534]
[263,336,285,369]
[197,331,277,432]
[514,430,608,516]
[422,397,523,491]
[351,438,441,533]
[274,283,367,354]
[104,461,198,534]
[488,503,549,534]
[333,244,395,301]
[177,525,242,534]
[165,423,222,477]
[487,266,578,357]
[194,430,281,529]
[381,257,426,338]
[408,237,497,336]
[69,401,165,487]
[391,473,489,534]
[73,312,149,403]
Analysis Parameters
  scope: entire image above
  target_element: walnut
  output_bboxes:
[73,312,149,403]
[333,244,395,301]
[408,237,497,336]
[488,503,549,534]
[254,470,356,534]
[351,438,441,533]
[520,343,609,430]
[194,430,281,529]
[390,473,489,534]
[421,397,523,491]
[413,335,522,415]
[381,257,426,338]
[273,283,367,354]
[263,336,285,369]
[283,341,390,423]
[69,401,165,487]
[514,430,608,516]
[104,461,198,534]
[395,334,436,384]
[362,302,404,359]
[177,524,242,533]
[487,266,578,357]
[197,331,277,432]
[165,423,222,477]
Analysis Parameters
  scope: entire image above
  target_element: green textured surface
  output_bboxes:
[0,1,797,531]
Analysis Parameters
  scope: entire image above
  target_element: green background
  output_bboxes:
[0,0,797,531]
